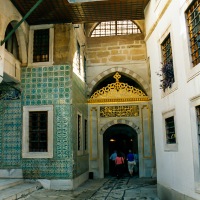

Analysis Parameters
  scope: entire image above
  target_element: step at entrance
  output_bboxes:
[0,179,42,200]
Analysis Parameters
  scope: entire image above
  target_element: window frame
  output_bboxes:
[77,112,83,155]
[158,27,178,96]
[29,111,48,152]
[161,34,173,65]
[28,24,54,66]
[190,96,200,193]
[84,56,87,83]
[160,33,175,93]
[84,119,88,152]
[5,23,19,60]
[22,105,54,158]
[185,0,200,67]
[162,109,178,151]
[165,116,176,144]
[91,20,141,37]
[77,41,81,74]
[184,0,200,82]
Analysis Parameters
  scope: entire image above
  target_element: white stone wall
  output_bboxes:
[145,0,200,199]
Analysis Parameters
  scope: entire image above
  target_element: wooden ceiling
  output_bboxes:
[10,0,150,25]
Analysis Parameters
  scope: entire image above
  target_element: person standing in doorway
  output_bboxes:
[115,152,125,179]
[127,150,135,176]
[109,150,117,176]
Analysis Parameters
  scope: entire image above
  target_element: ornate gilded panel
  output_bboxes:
[100,105,139,117]
[88,72,149,103]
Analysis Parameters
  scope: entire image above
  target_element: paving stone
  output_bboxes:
[24,176,160,200]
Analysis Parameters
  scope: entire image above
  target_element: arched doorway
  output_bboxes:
[88,72,154,178]
[103,124,138,176]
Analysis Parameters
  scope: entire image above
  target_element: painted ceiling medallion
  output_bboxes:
[88,72,149,103]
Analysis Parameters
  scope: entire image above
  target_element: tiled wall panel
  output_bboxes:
[0,65,88,179]
[21,65,74,179]
[0,99,22,167]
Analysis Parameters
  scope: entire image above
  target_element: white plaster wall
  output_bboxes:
[145,0,200,199]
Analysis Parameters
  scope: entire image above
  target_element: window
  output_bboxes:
[28,25,54,66]
[186,0,200,66]
[84,119,88,151]
[84,56,87,82]
[29,111,48,152]
[160,34,175,91]
[33,29,49,62]
[190,99,200,192]
[161,34,173,64]
[196,105,200,156]
[5,23,19,60]
[163,110,177,151]
[165,116,176,144]
[22,105,53,158]
[77,113,82,152]
[77,41,81,73]
[91,20,141,37]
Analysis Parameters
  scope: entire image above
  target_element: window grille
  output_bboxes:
[196,106,200,155]
[77,41,81,73]
[33,29,49,62]
[5,23,19,60]
[161,34,172,64]
[165,116,176,144]
[84,56,87,82]
[160,34,175,90]
[186,0,200,66]
[29,111,48,152]
[84,119,87,151]
[91,20,141,37]
[78,114,81,151]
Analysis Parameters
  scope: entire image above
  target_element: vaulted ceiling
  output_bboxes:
[10,0,150,25]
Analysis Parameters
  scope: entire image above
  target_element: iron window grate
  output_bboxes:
[165,116,176,144]
[91,20,141,37]
[186,0,200,66]
[29,111,48,152]
[33,29,49,62]
[161,34,173,64]
[196,106,200,155]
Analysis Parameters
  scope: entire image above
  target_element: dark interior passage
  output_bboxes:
[103,124,138,176]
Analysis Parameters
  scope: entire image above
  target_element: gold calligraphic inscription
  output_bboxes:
[88,72,149,103]
[100,105,139,117]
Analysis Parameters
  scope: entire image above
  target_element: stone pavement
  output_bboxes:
[23,176,160,200]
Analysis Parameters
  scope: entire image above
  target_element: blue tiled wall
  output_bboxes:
[21,65,74,179]
[0,99,22,168]
[0,65,89,179]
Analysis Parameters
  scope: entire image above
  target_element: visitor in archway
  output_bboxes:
[115,152,125,179]
[133,152,139,175]
[127,150,135,177]
[109,150,117,176]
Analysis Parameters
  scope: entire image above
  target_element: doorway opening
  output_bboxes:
[103,124,138,176]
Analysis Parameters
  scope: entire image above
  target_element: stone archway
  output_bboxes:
[3,19,28,64]
[100,119,140,135]
[103,123,139,176]
[88,72,154,179]
[87,67,150,97]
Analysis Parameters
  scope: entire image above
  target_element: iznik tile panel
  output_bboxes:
[0,99,22,167]
[21,65,74,179]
